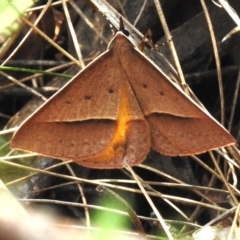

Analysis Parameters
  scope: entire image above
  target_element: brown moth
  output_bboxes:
[11,19,236,169]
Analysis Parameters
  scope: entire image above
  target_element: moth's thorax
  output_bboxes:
[108,32,135,52]
[107,32,136,68]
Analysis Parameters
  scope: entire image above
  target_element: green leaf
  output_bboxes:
[0,0,35,37]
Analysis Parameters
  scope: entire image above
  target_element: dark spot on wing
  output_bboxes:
[108,88,114,94]
[84,95,91,100]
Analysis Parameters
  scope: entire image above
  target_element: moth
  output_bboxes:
[11,18,235,168]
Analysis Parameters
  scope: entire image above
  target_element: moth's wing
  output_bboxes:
[123,46,235,156]
[11,48,150,168]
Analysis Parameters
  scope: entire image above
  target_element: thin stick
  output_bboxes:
[153,0,188,94]
[200,0,225,125]
[127,166,174,240]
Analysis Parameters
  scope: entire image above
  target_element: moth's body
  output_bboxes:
[11,32,235,168]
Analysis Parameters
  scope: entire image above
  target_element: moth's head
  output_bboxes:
[107,17,134,50]
[118,16,129,37]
